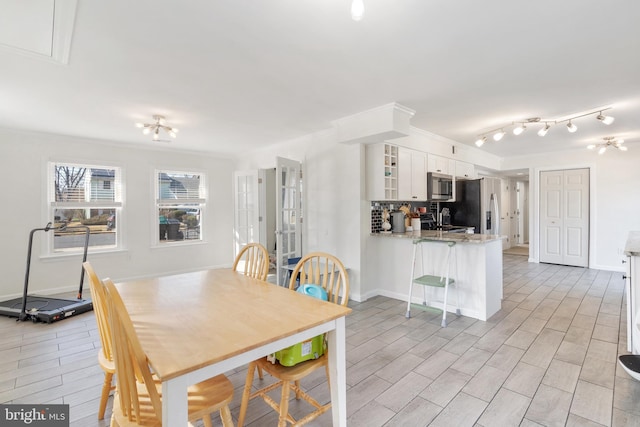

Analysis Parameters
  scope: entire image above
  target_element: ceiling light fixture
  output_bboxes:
[596,112,615,125]
[587,136,627,154]
[513,123,526,135]
[473,107,615,148]
[538,122,550,137]
[135,115,179,141]
[351,0,364,21]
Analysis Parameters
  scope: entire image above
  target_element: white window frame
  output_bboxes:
[47,161,123,255]
[154,169,206,246]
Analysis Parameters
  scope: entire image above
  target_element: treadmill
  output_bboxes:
[0,222,93,323]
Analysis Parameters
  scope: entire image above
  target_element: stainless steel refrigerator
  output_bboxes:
[447,177,501,235]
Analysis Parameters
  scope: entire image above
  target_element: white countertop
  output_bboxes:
[625,231,640,256]
[371,230,506,244]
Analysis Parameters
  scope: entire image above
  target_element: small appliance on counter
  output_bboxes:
[390,211,406,233]
[439,207,451,226]
[420,212,437,230]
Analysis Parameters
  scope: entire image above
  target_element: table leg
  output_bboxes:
[163,378,189,426]
[327,316,347,427]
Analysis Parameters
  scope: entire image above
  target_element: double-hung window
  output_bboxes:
[156,170,205,243]
[49,162,122,253]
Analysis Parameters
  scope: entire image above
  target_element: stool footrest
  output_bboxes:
[409,303,443,314]
[413,275,455,287]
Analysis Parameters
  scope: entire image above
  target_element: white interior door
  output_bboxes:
[276,157,302,286]
[540,169,589,267]
[233,170,260,258]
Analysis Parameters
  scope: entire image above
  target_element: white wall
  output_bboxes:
[236,129,365,300]
[4,117,633,306]
[0,128,236,299]
[504,147,640,271]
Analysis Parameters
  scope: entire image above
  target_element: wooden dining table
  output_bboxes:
[114,268,352,426]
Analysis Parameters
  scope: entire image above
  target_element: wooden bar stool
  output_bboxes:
[405,239,460,327]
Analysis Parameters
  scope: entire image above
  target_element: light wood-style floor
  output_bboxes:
[1,254,639,426]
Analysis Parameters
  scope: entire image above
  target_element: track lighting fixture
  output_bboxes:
[473,107,615,148]
[537,123,550,137]
[475,136,487,147]
[351,0,364,21]
[587,136,627,154]
[596,112,615,125]
[513,124,526,135]
[135,115,179,141]
[493,129,505,141]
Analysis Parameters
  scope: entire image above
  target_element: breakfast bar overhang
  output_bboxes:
[368,231,505,321]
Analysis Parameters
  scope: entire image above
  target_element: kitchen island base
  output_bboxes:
[368,231,503,322]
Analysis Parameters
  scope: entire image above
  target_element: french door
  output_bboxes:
[275,157,302,286]
[233,170,260,258]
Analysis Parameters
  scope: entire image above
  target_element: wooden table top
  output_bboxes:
[114,269,352,381]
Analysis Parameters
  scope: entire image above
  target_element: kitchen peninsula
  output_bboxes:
[368,230,504,321]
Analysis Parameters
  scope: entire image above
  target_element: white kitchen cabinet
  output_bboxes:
[427,154,455,175]
[455,160,477,179]
[366,143,398,200]
[398,147,427,201]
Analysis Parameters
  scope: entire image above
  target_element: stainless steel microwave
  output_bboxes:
[427,172,453,201]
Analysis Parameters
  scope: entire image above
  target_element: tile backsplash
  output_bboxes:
[370,201,438,233]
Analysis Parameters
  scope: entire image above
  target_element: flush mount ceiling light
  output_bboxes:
[473,107,615,148]
[135,115,179,141]
[587,136,628,154]
[351,0,364,21]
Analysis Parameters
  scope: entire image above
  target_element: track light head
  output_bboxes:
[475,136,487,147]
[513,124,526,135]
[538,123,550,137]
[567,121,577,133]
[596,112,615,125]
[598,146,607,154]
[493,129,505,141]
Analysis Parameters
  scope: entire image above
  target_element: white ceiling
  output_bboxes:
[1,0,639,158]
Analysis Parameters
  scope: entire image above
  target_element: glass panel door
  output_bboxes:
[233,170,259,258]
[276,157,302,286]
